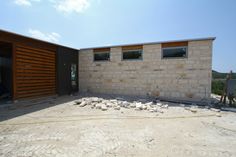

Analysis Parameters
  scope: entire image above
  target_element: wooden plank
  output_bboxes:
[17,88,55,94]
[16,69,56,74]
[17,79,55,83]
[16,52,55,64]
[16,62,56,70]
[162,41,188,48]
[17,85,55,90]
[16,76,55,81]
[16,91,55,99]
[16,58,55,66]
[16,66,55,72]
[16,49,55,60]
[16,45,56,56]
[17,83,56,87]
[122,45,143,51]
[16,73,55,77]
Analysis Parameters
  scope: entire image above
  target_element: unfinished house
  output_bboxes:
[79,38,215,101]
[0,30,78,101]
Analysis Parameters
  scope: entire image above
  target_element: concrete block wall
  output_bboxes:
[79,39,213,100]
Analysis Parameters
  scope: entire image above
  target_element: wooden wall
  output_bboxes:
[14,45,56,99]
[0,30,57,100]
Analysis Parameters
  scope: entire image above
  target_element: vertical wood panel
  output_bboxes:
[12,43,17,100]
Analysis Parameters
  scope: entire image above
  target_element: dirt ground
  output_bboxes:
[0,94,236,157]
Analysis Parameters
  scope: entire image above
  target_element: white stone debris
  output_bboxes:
[120,101,130,108]
[161,104,168,109]
[74,99,82,105]
[180,104,185,107]
[79,101,87,107]
[114,106,121,110]
[75,97,170,113]
[211,108,221,112]
[101,104,108,111]
[130,103,136,108]
[135,103,143,110]
[95,103,102,109]
[106,102,113,108]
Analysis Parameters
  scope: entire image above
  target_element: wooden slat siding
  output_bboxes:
[15,45,56,99]
[122,45,143,51]
[16,62,56,69]
[162,41,188,48]
[93,48,110,52]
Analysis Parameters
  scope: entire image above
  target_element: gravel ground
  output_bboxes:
[0,94,236,157]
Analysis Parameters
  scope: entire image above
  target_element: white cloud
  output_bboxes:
[28,29,61,43]
[52,0,90,14]
[14,0,41,6]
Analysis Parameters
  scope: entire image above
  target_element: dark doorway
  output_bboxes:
[0,42,13,102]
[57,47,78,95]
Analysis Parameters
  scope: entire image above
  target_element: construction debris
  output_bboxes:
[73,97,224,116]
[74,97,170,113]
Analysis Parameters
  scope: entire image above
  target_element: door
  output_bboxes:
[57,47,78,95]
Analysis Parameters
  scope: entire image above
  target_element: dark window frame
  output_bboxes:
[93,51,110,62]
[122,49,143,61]
[162,46,188,59]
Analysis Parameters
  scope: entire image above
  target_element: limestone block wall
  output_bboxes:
[79,39,213,100]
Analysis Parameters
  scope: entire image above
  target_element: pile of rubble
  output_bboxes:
[74,97,168,113]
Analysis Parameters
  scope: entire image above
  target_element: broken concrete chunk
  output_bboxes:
[91,97,102,103]
[130,103,136,108]
[156,103,162,107]
[180,104,185,107]
[74,99,82,105]
[120,101,130,108]
[215,113,221,117]
[189,108,197,113]
[101,104,108,111]
[211,108,220,112]
[79,101,87,107]
[135,103,143,110]
[106,103,113,108]
[95,104,102,109]
[145,102,153,106]
[161,104,168,109]
[141,105,147,110]
[114,106,121,110]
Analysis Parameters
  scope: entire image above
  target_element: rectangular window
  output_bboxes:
[122,50,142,60]
[94,52,110,61]
[162,47,187,59]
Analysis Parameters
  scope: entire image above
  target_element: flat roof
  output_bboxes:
[0,29,79,51]
[0,29,215,51]
[80,37,216,50]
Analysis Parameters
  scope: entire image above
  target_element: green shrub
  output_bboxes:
[212,80,225,95]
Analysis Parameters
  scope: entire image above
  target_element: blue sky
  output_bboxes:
[0,0,235,72]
